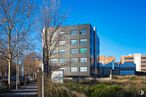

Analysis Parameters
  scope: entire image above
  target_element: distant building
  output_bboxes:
[99,56,115,64]
[99,62,136,77]
[121,53,146,72]
[119,62,136,75]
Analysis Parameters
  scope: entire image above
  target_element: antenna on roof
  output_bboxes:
[93,26,96,31]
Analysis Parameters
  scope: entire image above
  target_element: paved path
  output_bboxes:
[0,82,38,97]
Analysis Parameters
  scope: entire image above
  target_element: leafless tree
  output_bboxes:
[0,56,7,78]
[0,0,34,88]
[38,0,68,76]
[23,52,41,77]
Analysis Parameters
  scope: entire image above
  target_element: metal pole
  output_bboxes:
[42,63,44,97]
[16,33,19,90]
[16,56,18,90]
[42,27,45,97]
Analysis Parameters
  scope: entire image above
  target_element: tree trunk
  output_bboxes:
[8,58,11,90]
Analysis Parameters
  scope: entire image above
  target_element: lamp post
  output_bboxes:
[110,60,115,80]
[16,33,19,90]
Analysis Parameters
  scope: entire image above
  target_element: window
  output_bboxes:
[80,48,87,53]
[80,29,87,35]
[50,59,58,63]
[59,41,66,45]
[60,31,65,34]
[71,67,78,72]
[80,58,87,62]
[52,50,58,54]
[142,57,146,59]
[59,58,66,63]
[80,67,87,72]
[125,58,133,60]
[71,58,78,62]
[59,49,66,54]
[80,39,87,45]
[70,40,77,45]
[53,32,58,36]
[71,49,78,54]
[70,30,78,35]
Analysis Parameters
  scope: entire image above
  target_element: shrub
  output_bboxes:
[89,84,124,97]
[0,84,7,93]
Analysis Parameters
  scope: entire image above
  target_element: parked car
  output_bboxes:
[19,76,25,85]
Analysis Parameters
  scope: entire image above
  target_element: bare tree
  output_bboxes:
[23,52,41,79]
[39,0,68,76]
[0,56,7,78]
[0,0,34,88]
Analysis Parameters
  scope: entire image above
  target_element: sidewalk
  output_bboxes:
[0,82,38,97]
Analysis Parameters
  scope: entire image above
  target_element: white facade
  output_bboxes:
[133,54,141,72]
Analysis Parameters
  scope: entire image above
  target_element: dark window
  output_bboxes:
[70,30,78,35]
[80,48,87,53]
[125,58,133,60]
[70,40,77,45]
[71,58,78,62]
[141,61,146,63]
[59,50,66,54]
[80,39,87,45]
[142,57,146,59]
[71,49,78,54]
[52,50,58,54]
[59,58,66,63]
[80,58,87,63]
[80,29,87,35]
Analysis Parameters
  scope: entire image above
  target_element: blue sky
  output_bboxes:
[61,0,146,61]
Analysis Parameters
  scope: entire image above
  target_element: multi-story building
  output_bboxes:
[121,53,146,72]
[99,56,115,64]
[49,24,100,78]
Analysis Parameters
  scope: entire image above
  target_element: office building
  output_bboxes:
[121,53,146,72]
[48,24,100,77]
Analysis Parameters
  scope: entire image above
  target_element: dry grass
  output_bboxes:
[37,75,146,97]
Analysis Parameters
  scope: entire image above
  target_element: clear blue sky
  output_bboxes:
[61,0,146,61]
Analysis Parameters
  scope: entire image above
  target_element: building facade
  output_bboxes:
[121,53,146,72]
[49,24,100,77]
[99,62,136,77]
[99,56,115,64]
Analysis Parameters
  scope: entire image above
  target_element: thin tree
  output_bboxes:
[39,0,67,76]
[23,52,41,80]
[0,0,34,89]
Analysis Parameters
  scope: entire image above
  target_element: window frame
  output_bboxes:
[59,41,66,46]
[80,29,87,35]
[59,58,66,63]
[79,48,87,53]
[50,59,58,63]
[70,67,78,72]
[71,58,78,62]
[70,48,78,54]
[70,29,78,35]
[70,39,78,45]
[80,67,87,72]
[59,49,66,54]
[80,39,87,45]
[80,58,87,63]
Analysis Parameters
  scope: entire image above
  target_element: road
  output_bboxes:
[0,82,38,97]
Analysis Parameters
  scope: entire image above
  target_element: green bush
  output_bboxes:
[88,84,123,97]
